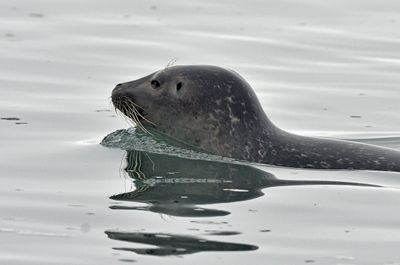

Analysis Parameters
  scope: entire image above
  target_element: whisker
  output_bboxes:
[127,106,150,134]
[165,58,178,69]
[125,98,156,126]
[112,96,154,135]
[123,98,152,134]
[116,106,135,127]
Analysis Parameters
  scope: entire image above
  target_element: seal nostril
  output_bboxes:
[115,83,122,88]
[176,82,183,91]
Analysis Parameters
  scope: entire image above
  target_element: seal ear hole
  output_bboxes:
[151,80,161,89]
[176,82,183,91]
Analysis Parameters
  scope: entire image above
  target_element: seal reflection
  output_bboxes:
[110,150,274,217]
[106,231,258,256]
[106,150,377,256]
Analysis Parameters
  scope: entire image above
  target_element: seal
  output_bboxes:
[111,65,400,172]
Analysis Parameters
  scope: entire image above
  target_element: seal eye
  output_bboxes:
[151,80,161,89]
[176,82,183,91]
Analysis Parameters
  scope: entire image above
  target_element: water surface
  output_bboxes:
[1,0,400,264]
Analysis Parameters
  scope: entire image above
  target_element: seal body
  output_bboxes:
[111,65,400,172]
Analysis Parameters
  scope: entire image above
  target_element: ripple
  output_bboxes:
[0,227,70,238]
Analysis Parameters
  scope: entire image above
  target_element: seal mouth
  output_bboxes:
[111,95,151,132]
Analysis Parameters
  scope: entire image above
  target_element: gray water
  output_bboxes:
[1,0,400,264]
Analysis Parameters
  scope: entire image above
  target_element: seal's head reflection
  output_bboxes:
[110,150,274,217]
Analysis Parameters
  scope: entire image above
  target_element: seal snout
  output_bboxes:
[111,82,147,123]
[112,83,125,97]
[111,82,130,105]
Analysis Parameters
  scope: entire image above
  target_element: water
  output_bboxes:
[1,0,400,264]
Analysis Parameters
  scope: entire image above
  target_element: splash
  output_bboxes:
[101,127,235,163]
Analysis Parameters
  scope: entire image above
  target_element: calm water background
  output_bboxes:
[1,0,400,264]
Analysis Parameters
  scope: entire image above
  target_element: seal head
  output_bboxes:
[112,65,275,159]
